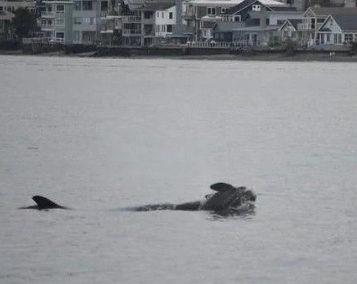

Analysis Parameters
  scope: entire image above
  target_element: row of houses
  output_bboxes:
[1,0,357,49]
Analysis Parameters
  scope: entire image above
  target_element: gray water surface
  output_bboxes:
[1,55,357,284]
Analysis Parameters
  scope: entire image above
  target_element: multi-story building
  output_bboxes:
[121,0,175,46]
[41,1,73,44]
[182,0,246,41]
[40,0,105,44]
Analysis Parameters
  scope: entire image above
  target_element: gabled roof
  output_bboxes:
[125,0,175,11]
[143,0,175,10]
[287,18,302,29]
[226,0,288,15]
[304,7,357,17]
[278,18,302,30]
[320,13,357,32]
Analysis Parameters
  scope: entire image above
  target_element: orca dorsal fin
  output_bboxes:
[32,195,66,210]
[210,182,235,192]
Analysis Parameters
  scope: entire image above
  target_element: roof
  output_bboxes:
[124,0,175,10]
[226,0,287,15]
[330,13,357,31]
[212,21,245,32]
[287,18,302,29]
[143,0,175,10]
[188,0,245,7]
[232,25,279,31]
[278,18,302,30]
[306,7,357,17]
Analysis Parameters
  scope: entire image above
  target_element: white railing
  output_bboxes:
[22,37,50,44]
[122,16,141,23]
[187,41,231,49]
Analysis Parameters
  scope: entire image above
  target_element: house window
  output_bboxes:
[74,31,81,41]
[74,1,81,10]
[326,33,330,42]
[221,7,228,14]
[74,17,81,24]
[56,4,64,13]
[169,12,173,19]
[156,12,159,18]
[162,12,164,18]
[56,32,64,38]
[55,18,64,26]
[345,33,353,43]
[207,7,216,16]
[234,15,241,22]
[82,1,93,10]
[167,24,172,32]
[252,4,261,11]
[101,1,108,11]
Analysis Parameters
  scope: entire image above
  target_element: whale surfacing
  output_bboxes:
[19,195,68,210]
[136,182,256,215]
[19,182,256,215]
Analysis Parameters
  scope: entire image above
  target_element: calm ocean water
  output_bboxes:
[0,55,357,284]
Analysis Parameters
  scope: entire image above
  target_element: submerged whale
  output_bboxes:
[19,183,256,214]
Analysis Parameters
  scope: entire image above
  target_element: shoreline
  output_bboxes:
[1,48,357,62]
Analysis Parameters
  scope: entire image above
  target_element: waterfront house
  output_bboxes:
[41,1,74,44]
[299,7,357,46]
[40,0,105,44]
[121,0,175,46]
[182,0,245,41]
[317,13,357,45]
[155,4,176,39]
[278,18,302,42]
[212,0,301,46]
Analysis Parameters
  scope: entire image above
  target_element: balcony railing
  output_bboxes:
[187,41,233,49]
[41,11,55,17]
[41,24,54,30]
[183,10,195,19]
[122,16,141,23]
[123,29,142,35]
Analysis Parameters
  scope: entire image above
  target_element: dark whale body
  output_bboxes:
[19,195,68,210]
[19,183,256,214]
[136,182,256,214]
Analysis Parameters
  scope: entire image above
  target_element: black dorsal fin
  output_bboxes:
[210,182,235,192]
[32,195,66,209]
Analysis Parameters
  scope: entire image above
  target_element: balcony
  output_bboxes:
[122,16,141,23]
[41,24,54,31]
[123,29,142,35]
[41,11,55,18]
[183,10,195,20]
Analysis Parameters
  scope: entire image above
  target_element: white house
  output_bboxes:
[278,18,302,42]
[155,5,176,38]
[318,13,357,45]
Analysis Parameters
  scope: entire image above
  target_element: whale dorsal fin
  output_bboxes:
[32,195,66,209]
[210,182,235,192]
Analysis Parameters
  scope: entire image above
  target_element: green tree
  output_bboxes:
[12,8,34,39]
